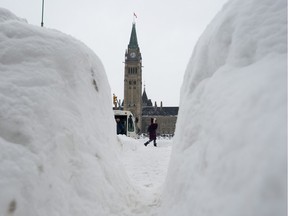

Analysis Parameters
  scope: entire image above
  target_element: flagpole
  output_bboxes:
[133,12,137,24]
[41,0,44,27]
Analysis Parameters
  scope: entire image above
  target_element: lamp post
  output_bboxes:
[41,0,44,27]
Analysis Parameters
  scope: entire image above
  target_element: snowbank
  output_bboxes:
[0,8,137,216]
[161,0,287,215]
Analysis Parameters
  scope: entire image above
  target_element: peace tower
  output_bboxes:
[123,22,142,132]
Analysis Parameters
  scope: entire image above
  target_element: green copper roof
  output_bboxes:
[128,23,138,49]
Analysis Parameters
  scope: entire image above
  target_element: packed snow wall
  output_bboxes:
[0,8,137,216]
[161,0,287,216]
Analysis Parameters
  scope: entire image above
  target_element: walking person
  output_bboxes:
[144,118,158,147]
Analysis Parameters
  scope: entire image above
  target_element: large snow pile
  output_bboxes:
[161,0,287,215]
[0,8,137,216]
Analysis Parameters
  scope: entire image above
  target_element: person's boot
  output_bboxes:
[154,141,157,147]
[144,141,148,146]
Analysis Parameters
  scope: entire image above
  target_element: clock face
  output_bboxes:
[130,52,136,58]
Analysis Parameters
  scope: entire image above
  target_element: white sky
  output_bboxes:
[1,0,228,106]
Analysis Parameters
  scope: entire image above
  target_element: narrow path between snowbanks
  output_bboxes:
[117,136,172,216]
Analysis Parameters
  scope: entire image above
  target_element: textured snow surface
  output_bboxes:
[0,7,138,216]
[161,0,287,215]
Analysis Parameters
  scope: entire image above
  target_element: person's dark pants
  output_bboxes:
[144,139,157,147]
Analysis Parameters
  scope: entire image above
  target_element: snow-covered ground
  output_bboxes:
[117,136,172,216]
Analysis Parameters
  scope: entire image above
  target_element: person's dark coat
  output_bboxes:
[148,123,158,140]
[117,120,125,134]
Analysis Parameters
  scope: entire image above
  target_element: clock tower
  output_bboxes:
[124,22,142,133]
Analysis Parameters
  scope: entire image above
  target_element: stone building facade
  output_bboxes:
[123,22,178,136]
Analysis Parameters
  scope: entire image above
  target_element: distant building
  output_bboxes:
[142,90,178,136]
[122,22,178,136]
[123,21,143,133]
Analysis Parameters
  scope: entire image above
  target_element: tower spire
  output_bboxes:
[128,22,139,49]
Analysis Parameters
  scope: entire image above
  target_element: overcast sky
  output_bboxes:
[2,0,228,106]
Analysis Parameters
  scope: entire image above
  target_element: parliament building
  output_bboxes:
[120,22,178,136]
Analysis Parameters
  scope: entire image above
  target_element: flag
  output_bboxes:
[134,13,137,18]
